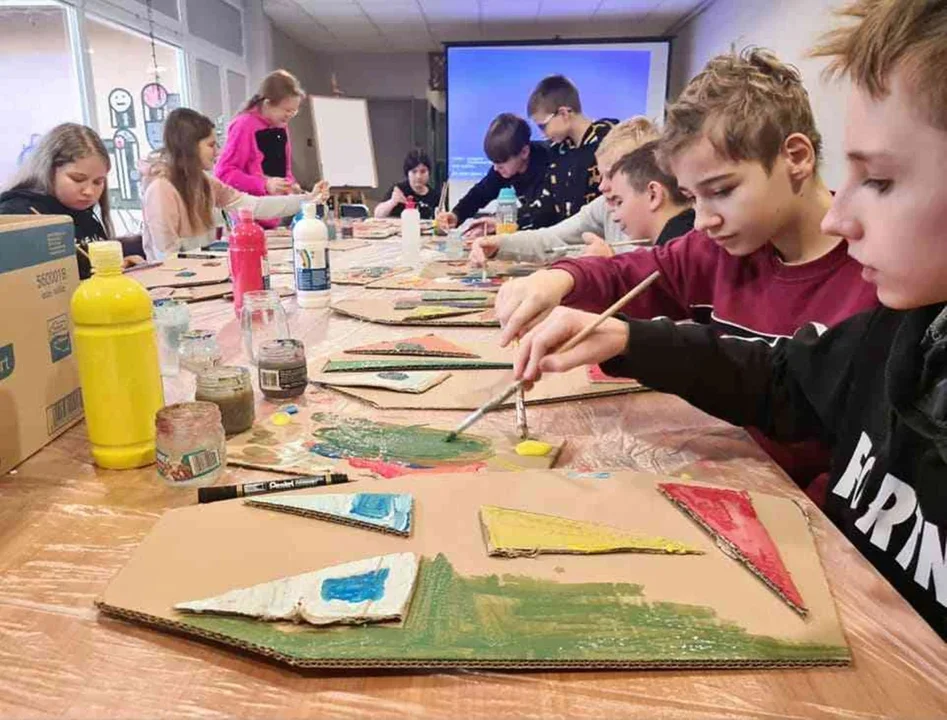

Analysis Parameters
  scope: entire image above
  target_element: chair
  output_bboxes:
[338,203,370,219]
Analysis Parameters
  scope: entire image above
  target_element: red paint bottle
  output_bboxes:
[229,208,270,317]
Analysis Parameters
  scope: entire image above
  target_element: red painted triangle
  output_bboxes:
[659,483,807,615]
[345,334,478,358]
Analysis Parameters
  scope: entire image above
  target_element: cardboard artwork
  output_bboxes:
[420,260,542,280]
[127,258,230,289]
[393,297,494,311]
[314,343,647,410]
[352,219,399,239]
[311,370,451,394]
[588,364,636,385]
[659,483,808,615]
[174,552,419,626]
[97,470,850,670]
[344,334,479,358]
[247,492,414,536]
[479,505,703,557]
[226,411,564,479]
[321,358,511,373]
[148,281,234,303]
[334,266,410,286]
[331,298,499,327]
[402,305,487,321]
[365,274,504,292]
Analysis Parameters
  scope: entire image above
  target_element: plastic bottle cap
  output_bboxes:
[302,202,317,219]
[498,187,516,201]
[404,197,417,209]
[87,241,123,272]
[237,208,254,222]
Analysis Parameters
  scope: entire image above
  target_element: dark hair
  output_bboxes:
[611,141,690,206]
[162,108,216,230]
[527,74,582,116]
[403,148,432,177]
[242,69,305,113]
[483,113,531,163]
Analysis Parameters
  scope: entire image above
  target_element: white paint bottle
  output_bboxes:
[293,202,331,308]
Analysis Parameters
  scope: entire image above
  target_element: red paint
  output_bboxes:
[659,483,806,612]
[348,335,477,358]
[229,208,270,316]
[586,364,629,384]
[347,457,487,479]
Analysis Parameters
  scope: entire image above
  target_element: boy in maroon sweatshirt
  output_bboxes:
[511,0,947,640]
[496,48,879,489]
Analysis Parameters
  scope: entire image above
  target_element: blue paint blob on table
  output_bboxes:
[350,493,394,519]
[321,568,390,603]
[175,271,197,277]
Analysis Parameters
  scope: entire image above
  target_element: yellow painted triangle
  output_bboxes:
[480,505,703,557]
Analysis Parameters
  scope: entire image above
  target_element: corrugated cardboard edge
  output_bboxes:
[321,359,512,373]
[95,601,850,670]
[244,499,412,537]
[659,487,809,617]
[330,301,499,327]
[364,278,502,293]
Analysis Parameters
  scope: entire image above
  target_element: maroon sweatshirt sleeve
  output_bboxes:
[552,230,718,320]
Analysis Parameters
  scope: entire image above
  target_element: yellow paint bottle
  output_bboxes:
[71,242,164,469]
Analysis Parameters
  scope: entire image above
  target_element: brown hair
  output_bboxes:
[242,69,305,113]
[6,123,114,237]
[612,141,690,206]
[658,48,822,173]
[527,74,582,116]
[595,116,659,166]
[160,108,216,231]
[483,113,532,163]
[811,0,947,131]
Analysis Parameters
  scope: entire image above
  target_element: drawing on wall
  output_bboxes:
[108,88,136,129]
[17,134,42,167]
[106,130,141,205]
[142,82,170,150]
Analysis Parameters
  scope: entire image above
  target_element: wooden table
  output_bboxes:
[1,239,944,719]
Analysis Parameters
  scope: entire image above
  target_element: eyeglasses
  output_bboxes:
[535,113,557,132]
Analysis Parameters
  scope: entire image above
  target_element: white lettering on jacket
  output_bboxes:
[832,432,946,607]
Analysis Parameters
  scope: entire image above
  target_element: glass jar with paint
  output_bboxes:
[153,299,190,377]
[240,290,290,365]
[257,339,308,400]
[446,229,465,261]
[178,330,222,375]
[155,401,226,487]
[195,366,255,436]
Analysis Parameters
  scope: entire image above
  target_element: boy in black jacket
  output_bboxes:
[510,0,947,641]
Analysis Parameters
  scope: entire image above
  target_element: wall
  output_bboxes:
[670,0,850,187]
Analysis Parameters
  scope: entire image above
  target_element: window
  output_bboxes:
[85,14,184,232]
[0,4,83,184]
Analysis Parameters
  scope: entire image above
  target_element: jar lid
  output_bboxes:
[197,365,250,390]
[181,329,216,341]
[155,401,222,434]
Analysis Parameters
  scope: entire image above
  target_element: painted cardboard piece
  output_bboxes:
[365,275,504,292]
[344,334,479,358]
[226,411,564,479]
[248,493,414,536]
[128,257,230,289]
[659,483,808,615]
[479,505,703,557]
[321,358,511,373]
[174,552,418,626]
[334,266,411,286]
[311,370,450,394]
[97,470,850,670]
[331,298,499,327]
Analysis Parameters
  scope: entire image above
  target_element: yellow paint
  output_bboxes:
[515,440,552,457]
[270,412,292,426]
[479,505,703,556]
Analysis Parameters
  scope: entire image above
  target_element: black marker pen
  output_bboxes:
[198,472,349,504]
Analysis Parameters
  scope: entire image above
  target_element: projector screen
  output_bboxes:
[446,40,670,206]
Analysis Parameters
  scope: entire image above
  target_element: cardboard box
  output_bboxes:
[0,216,83,475]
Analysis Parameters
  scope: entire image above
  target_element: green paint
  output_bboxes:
[181,555,850,665]
[307,414,493,465]
[322,359,511,373]
[420,291,490,302]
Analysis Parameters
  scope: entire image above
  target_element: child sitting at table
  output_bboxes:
[374,149,440,219]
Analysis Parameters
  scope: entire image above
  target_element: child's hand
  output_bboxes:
[290,182,303,194]
[462,217,496,239]
[122,255,145,269]
[313,180,330,203]
[436,210,457,229]
[265,177,291,195]
[514,307,630,383]
[581,231,614,257]
[495,269,575,347]
[390,185,408,205]
[468,237,500,267]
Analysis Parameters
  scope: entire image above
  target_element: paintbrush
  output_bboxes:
[445,270,661,442]
[548,238,651,254]
[32,207,92,261]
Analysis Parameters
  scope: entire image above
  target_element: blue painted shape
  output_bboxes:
[282,404,299,415]
[0,344,14,381]
[308,443,343,458]
[567,471,612,480]
[321,568,390,603]
[175,270,197,277]
[350,493,394,519]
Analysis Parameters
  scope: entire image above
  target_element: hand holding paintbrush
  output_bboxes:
[446,270,660,441]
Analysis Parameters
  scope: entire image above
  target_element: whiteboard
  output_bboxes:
[309,95,378,188]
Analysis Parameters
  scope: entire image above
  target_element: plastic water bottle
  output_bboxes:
[71,241,164,469]
[229,208,270,317]
[401,196,422,270]
[293,202,331,308]
[496,187,519,234]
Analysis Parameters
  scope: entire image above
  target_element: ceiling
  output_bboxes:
[264,0,709,53]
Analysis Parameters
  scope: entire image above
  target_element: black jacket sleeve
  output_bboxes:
[451,170,502,223]
[599,312,875,444]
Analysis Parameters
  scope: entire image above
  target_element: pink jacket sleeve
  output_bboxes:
[553,230,719,320]
[215,115,267,196]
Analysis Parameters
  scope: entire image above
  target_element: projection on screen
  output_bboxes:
[446,42,670,190]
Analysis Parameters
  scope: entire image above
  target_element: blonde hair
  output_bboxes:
[5,123,113,236]
[811,0,947,131]
[242,69,305,113]
[658,48,822,172]
[596,116,660,163]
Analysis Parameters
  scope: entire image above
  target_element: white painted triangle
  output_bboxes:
[247,492,413,535]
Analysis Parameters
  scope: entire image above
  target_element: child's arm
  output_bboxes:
[217,179,316,219]
[451,171,502,224]
[493,196,609,262]
[374,185,406,218]
[215,118,268,195]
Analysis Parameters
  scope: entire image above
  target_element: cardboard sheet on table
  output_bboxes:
[148,281,233,303]
[128,258,230,289]
[365,274,503,293]
[420,259,542,279]
[331,297,499,327]
[96,470,849,670]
